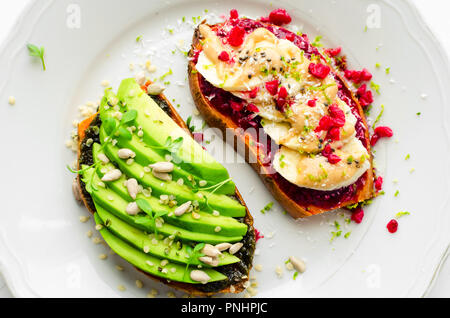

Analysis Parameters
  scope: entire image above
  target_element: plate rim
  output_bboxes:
[0,0,448,298]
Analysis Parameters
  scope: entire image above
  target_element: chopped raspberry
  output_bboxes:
[255,228,264,243]
[361,68,373,81]
[328,104,346,127]
[230,9,239,19]
[227,26,245,47]
[230,101,243,112]
[357,84,374,107]
[247,103,259,113]
[276,97,287,111]
[387,219,398,233]
[260,16,270,23]
[351,207,364,224]
[307,99,317,107]
[321,144,333,157]
[345,68,372,84]
[268,8,292,26]
[308,63,331,79]
[327,127,341,141]
[248,87,259,99]
[374,126,393,138]
[374,176,383,191]
[265,80,279,96]
[218,51,230,62]
[315,115,334,132]
[286,33,295,42]
[327,154,342,164]
[325,47,342,57]
[370,133,380,146]
[278,86,288,99]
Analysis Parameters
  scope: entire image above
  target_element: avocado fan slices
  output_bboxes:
[76,78,255,295]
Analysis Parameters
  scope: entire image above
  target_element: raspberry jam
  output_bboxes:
[197,19,370,211]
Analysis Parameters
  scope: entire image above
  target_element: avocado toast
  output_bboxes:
[75,78,255,296]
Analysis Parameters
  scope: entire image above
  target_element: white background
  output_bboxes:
[0,0,448,298]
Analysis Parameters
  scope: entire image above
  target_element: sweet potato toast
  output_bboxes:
[75,82,255,296]
[188,20,375,219]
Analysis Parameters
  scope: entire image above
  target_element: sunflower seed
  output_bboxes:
[97,153,110,164]
[152,171,172,181]
[201,244,221,258]
[149,162,174,173]
[289,256,306,273]
[147,83,165,95]
[126,178,139,200]
[199,256,219,267]
[101,169,122,182]
[126,202,141,215]
[190,270,211,284]
[229,243,243,255]
[215,243,232,252]
[118,148,136,159]
[174,201,192,216]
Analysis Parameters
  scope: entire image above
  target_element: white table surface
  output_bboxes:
[0,0,448,298]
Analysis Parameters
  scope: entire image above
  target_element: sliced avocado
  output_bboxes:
[92,144,247,236]
[99,130,246,218]
[82,167,244,244]
[98,89,234,195]
[116,78,234,190]
[95,204,240,267]
[93,213,227,284]
[93,145,247,235]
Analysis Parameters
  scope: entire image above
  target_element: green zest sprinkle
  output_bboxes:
[330,231,342,242]
[373,104,385,128]
[27,43,46,71]
[385,67,391,75]
[417,112,421,116]
[405,154,410,160]
[375,63,381,68]
[334,221,340,230]
[261,202,274,214]
[312,36,323,48]
[394,190,400,197]
[370,81,381,94]
[293,271,299,280]
[344,232,351,239]
[159,69,173,81]
[136,36,142,42]
[395,211,410,218]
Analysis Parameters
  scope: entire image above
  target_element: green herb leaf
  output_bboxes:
[103,118,117,135]
[136,199,152,215]
[121,109,138,125]
[27,43,46,71]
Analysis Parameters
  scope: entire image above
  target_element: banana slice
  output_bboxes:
[273,138,370,191]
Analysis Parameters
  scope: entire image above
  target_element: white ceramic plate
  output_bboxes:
[0,0,449,298]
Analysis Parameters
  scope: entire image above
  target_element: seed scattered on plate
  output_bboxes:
[117,285,126,292]
[101,80,110,87]
[115,265,124,271]
[8,96,16,105]
[99,254,107,260]
[135,280,144,289]
[86,230,93,238]
[79,216,90,223]
[275,265,283,277]
[254,264,263,272]
[167,291,176,298]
